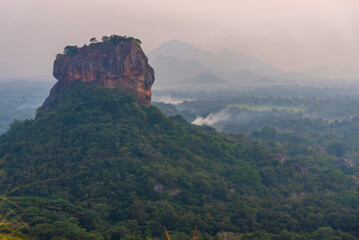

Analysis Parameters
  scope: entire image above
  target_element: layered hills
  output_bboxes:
[149,40,280,74]
[149,40,284,88]
[149,40,359,89]
[0,37,358,240]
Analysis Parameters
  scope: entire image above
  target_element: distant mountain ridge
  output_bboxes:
[149,40,359,88]
[151,55,211,86]
[303,66,359,80]
[181,73,228,85]
[149,40,284,88]
[149,40,281,74]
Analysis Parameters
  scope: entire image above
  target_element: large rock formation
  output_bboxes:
[43,39,155,107]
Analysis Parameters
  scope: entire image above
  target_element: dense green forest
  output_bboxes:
[1,82,359,239]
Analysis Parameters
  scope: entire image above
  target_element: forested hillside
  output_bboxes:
[0,82,358,239]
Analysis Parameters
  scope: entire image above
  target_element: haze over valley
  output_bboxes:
[1,1,359,239]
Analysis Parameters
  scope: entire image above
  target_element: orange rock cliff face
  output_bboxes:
[42,40,155,107]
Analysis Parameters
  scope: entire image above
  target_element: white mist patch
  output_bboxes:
[152,96,193,105]
[192,107,232,127]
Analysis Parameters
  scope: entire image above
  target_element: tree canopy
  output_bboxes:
[0,82,358,239]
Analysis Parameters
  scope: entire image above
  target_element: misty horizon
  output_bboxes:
[1,0,359,80]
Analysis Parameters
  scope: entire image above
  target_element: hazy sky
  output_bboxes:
[1,0,358,78]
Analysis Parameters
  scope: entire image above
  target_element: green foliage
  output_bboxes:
[311,227,335,240]
[63,45,79,57]
[260,126,277,140]
[100,35,141,46]
[326,142,347,157]
[230,166,261,190]
[0,196,32,240]
[55,35,141,60]
[0,83,359,239]
[89,37,97,44]
[102,36,110,42]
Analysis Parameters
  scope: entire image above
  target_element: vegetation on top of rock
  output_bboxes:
[104,34,142,46]
[56,35,142,58]
[99,34,141,46]
[56,45,79,58]
[89,37,97,44]
[63,45,80,57]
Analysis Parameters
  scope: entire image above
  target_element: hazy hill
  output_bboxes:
[149,40,216,68]
[1,82,359,239]
[0,82,248,239]
[149,40,359,88]
[303,67,359,80]
[181,73,229,85]
[151,55,212,87]
[149,40,283,75]
[149,40,289,88]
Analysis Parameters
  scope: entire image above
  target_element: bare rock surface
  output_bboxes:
[43,40,155,107]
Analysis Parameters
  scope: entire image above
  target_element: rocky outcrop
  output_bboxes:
[275,153,288,163]
[43,40,155,107]
[290,192,312,202]
[293,163,308,174]
[337,158,354,167]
